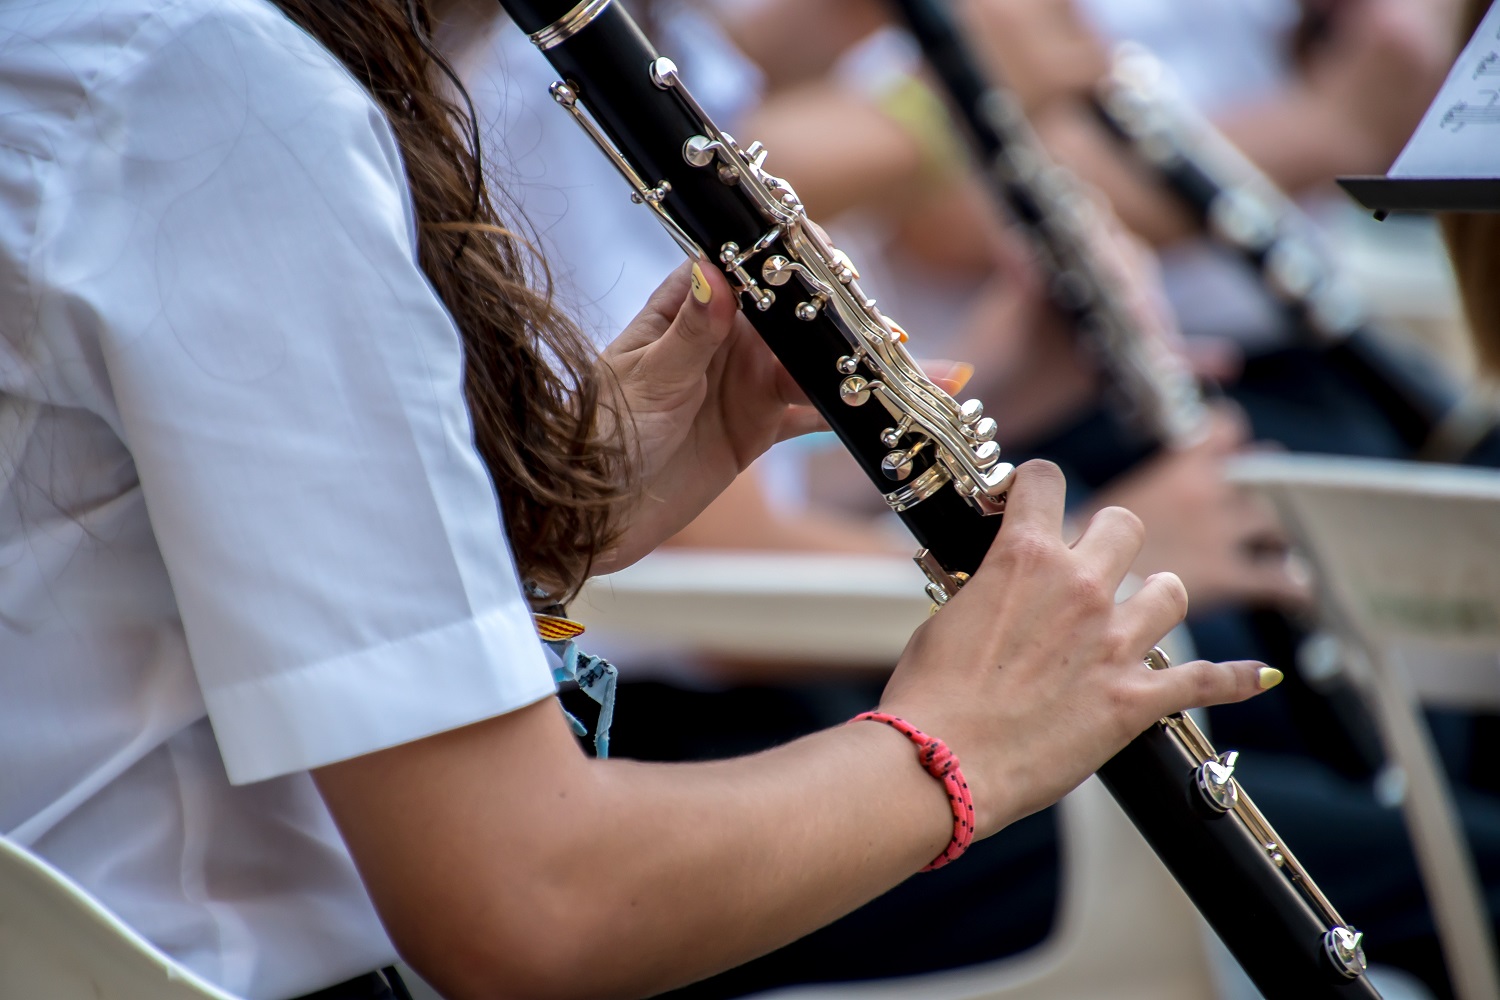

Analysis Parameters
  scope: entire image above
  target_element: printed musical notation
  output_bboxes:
[1390,0,1500,177]
[1440,91,1500,132]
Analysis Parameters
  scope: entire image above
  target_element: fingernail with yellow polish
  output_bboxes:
[1258,667,1284,690]
[690,262,712,305]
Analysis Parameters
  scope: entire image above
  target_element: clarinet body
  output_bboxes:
[1094,45,1500,466]
[887,0,1207,492]
[496,0,1378,994]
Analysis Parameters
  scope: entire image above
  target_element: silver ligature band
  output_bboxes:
[528,0,613,50]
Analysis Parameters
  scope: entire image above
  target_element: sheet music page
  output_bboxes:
[1389,0,1500,178]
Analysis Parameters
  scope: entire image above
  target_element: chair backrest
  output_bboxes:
[1229,452,1500,1000]
[576,550,933,666]
[0,835,241,1000]
[576,550,1198,668]
[1237,452,1500,684]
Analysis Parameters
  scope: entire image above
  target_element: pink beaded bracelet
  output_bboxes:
[852,711,975,871]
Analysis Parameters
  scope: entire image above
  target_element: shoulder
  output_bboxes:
[1,0,417,399]
[7,0,414,279]
[0,0,395,170]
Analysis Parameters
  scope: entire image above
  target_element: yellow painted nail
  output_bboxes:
[690,262,712,305]
[1258,667,1284,690]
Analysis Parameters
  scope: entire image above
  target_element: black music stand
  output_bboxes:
[1339,0,1500,219]
[1339,178,1500,220]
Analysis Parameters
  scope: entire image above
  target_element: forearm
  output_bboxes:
[318,701,949,1000]
[1033,104,1199,247]
[1031,93,1356,251]
[1215,88,1379,196]
[318,464,1275,999]
[1044,86,1374,248]
[739,84,928,220]
[722,0,888,89]
[569,723,948,997]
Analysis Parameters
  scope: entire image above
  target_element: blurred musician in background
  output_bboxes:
[1062,0,1457,243]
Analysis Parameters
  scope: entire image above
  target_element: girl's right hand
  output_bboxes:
[877,460,1275,839]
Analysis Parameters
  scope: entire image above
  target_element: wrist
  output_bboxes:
[851,711,982,869]
[842,716,953,867]
[872,696,1027,840]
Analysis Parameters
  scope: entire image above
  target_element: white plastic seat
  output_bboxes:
[576,550,935,666]
[1230,452,1500,1000]
[0,834,240,999]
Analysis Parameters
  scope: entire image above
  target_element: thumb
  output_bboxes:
[638,261,739,390]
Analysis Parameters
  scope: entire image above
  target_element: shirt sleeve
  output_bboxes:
[31,4,556,784]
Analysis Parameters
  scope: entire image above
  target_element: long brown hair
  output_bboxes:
[1442,0,1500,380]
[270,0,627,599]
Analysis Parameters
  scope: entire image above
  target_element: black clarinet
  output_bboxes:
[881,0,1382,993]
[495,0,1379,994]
[885,0,1209,493]
[1094,44,1500,466]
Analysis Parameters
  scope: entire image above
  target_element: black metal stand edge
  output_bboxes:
[1338,176,1500,219]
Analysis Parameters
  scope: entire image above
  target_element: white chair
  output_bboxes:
[576,550,1197,669]
[579,550,1219,1000]
[1230,452,1500,1000]
[576,550,934,666]
[0,834,240,1000]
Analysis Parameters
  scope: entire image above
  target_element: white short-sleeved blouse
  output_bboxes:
[0,1,556,996]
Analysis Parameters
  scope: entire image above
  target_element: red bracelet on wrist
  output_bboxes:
[852,711,975,871]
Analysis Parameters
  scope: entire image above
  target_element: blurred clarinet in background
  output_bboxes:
[891,0,1213,491]
[1095,44,1500,466]
[890,0,1395,792]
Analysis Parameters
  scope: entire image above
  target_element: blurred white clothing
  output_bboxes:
[1079,0,1299,112]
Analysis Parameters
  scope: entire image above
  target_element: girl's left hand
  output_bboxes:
[593,259,824,575]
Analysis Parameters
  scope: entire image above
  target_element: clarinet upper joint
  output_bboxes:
[529,0,614,50]
[546,80,705,260]
[648,58,1014,515]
